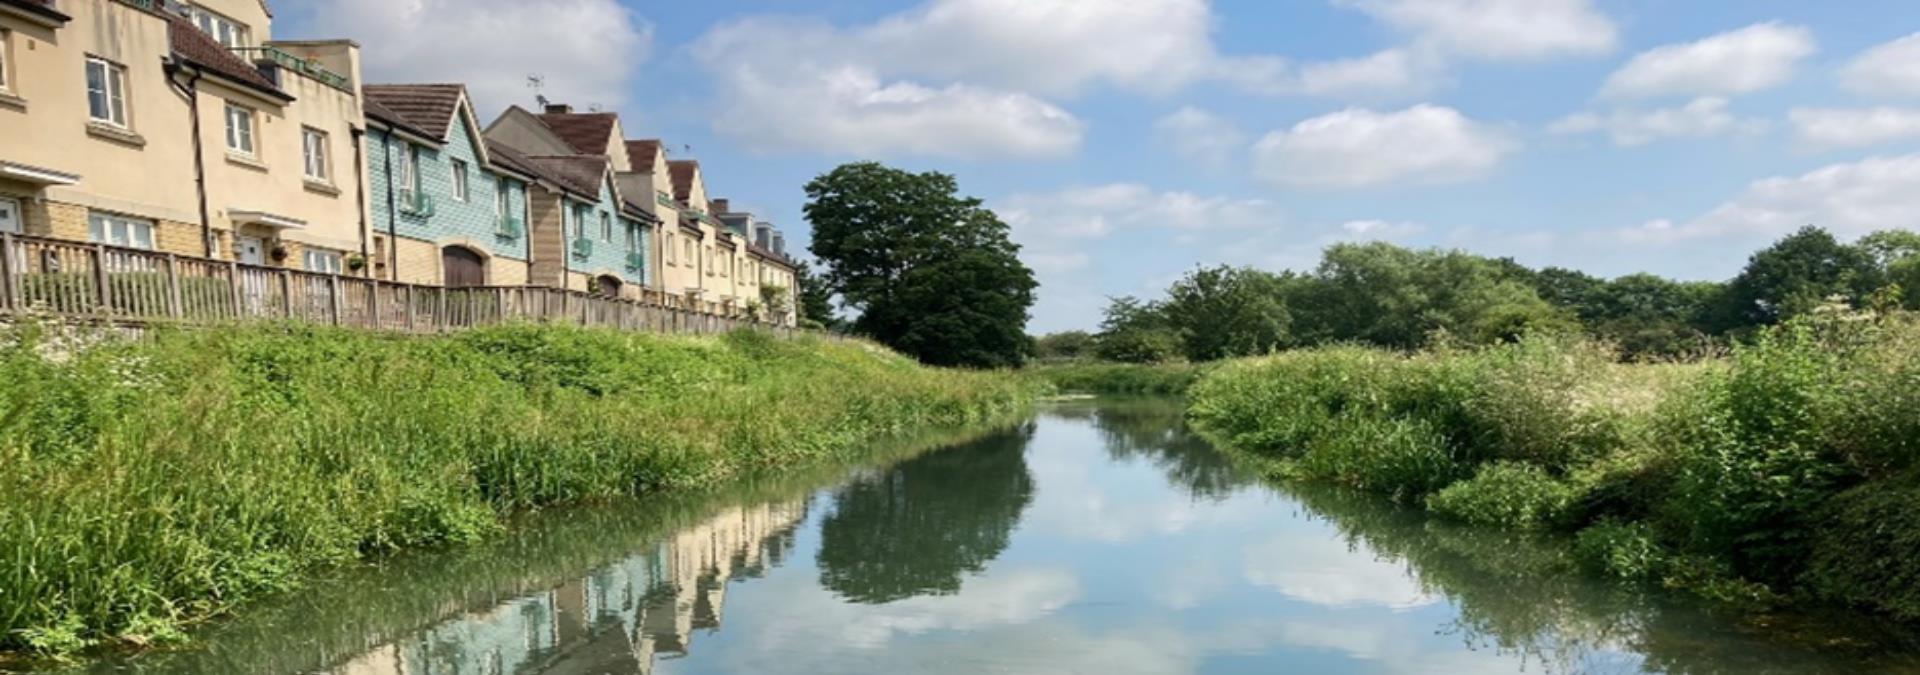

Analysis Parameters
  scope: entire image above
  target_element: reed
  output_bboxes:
[0,321,1032,657]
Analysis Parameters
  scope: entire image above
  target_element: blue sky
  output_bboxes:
[279,0,1920,332]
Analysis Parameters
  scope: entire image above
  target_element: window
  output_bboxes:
[85,57,128,128]
[600,212,611,242]
[396,143,418,198]
[303,249,344,275]
[301,128,329,181]
[625,223,638,251]
[0,30,11,93]
[224,103,255,156]
[450,159,469,201]
[189,5,250,49]
[88,212,154,250]
[493,178,509,217]
[684,238,693,263]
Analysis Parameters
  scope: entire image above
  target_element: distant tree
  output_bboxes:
[793,262,841,330]
[1033,331,1096,361]
[1715,226,1883,330]
[1160,265,1293,361]
[805,163,1038,367]
[1094,297,1181,363]
[1527,267,1608,320]
[1291,242,1574,349]
[1859,229,1920,309]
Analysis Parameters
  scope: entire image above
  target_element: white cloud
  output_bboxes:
[1613,153,1920,243]
[1548,97,1768,146]
[1340,219,1428,239]
[1841,33,1920,98]
[1242,534,1437,610]
[998,184,1277,237]
[1155,107,1247,168]
[693,19,1083,159]
[1337,0,1618,61]
[1789,107,1920,150]
[1225,49,1440,100]
[288,0,650,117]
[1252,105,1518,189]
[1600,22,1816,99]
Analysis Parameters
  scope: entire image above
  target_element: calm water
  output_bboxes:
[83,399,1920,674]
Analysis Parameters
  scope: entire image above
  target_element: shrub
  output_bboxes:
[1803,476,1920,619]
[1428,462,1578,529]
[1028,362,1206,396]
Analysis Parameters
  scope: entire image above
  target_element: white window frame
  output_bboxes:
[87,212,155,250]
[0,196,22,234]
[190,5,250,50]
[493,177,509,217]
[301,127,329,182]
[450,158,470,202]
[396,143,418,201]
[85,56,128,128]
[0,29,12,93]
[303,249,344,275]
[224,102,256,157]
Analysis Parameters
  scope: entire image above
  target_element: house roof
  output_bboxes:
[536,112,619,155]
[625,140,662,172]
[668,160,700,203]
[748,243,795,269]
[527,154,611,200]
[362,96,436,140]
[167,15,290,101]
[710,199,731,215]
[620,199,660,223]
[483,139,542,181]
[362,84,464,140]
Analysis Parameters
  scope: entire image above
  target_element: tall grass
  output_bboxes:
[1188,307,1920,618]
[0,322,1032,657]
[1027,361,1209,396]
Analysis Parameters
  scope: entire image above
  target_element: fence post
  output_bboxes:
[0,233,15,313]
[404,284,416,331]
[227,261,244,319]
[164,254,183,319]
[279,269,294,318]
[367,281,381,330]
[328,275,342,326]
[495,287,507,327]
[91,244,112,316]
[435,287,446,332]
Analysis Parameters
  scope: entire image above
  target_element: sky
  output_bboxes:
[275,0,1920,333]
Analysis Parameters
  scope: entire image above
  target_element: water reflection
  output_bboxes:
[816,424,1036,604]
[75,402,1920,674]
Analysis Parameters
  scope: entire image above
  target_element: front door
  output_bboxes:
[0,198,21,234]
[237,236,266,265]
[441,246,486,287]
[596,275,622,297]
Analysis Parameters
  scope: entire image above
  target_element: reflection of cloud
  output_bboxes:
[1023,424,1262,543]
[1242,534,1436,610]
[835,568,1080,648]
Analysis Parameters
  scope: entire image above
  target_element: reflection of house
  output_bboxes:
[329,499,809,675]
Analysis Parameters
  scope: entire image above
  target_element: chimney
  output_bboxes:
[544,103,573,114]
[772,231,786,256]
[711,199,731,215]
[755,222,774,248]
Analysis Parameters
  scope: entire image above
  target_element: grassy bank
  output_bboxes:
[1027,361,1208,396]
[1187,308,1920,618]
[0,322,1032,657]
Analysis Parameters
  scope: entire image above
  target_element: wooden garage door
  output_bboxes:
[442,246,486,287]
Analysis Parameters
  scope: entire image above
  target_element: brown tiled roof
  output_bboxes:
[668,160,700,203]
[621,199,660,222]
[167,15,289,100]
[678,215,703,234]
[484,139,541,180]
[536,112,618,155]
[710,199,731,215]
[527,155,609,200]
[362,84,463,140]
[362,96,435,140]
[625,140,662,172]
[748,243,795,269]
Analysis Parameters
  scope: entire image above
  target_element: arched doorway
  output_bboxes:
[594,274,623,297]
[441,246,486,287]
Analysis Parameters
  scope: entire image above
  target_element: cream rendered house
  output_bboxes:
[0,0,370,274]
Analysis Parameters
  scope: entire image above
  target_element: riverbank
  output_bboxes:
[0,322,1033,659]
[1026,361,1208,396]
[1186,307,1920,620]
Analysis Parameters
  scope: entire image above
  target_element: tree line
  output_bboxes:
[1037,226,1920,363]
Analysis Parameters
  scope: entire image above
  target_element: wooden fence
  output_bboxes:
[0,233,808,338]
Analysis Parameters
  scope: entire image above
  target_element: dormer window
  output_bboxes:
[188,5,251,50]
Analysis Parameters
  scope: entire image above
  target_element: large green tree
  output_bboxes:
[1291,242,1574,349]
[1715,226,1883,330]
[1160,265,1294,361]
[792,261,841,330]
[805,163,1037,368]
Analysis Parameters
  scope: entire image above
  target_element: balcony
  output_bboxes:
[496,215,524,239]
[232,46,354,92]
[572,238,593,259]
[626,251,646,271]
[399,191,435,218]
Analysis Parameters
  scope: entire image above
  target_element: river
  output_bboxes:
[81,399,1920,674]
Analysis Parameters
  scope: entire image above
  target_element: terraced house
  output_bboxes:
[0,0,370,271]
[361,83,539,287]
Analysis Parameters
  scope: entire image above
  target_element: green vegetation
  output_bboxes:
[0,322,1031,657]
[1069,225,1916,364]
[1028,361,1207,396]
[1189,307,1920,618]
[804,162,1038,368]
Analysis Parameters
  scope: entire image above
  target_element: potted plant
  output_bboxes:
[345,253,367,273]
[269,244,289,263]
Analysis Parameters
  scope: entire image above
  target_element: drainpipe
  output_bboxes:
[165,62,212,257]
[351,127,369,276]
[380,130,398,277]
